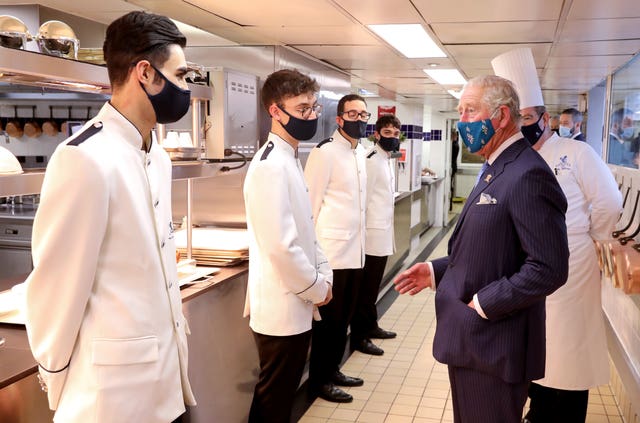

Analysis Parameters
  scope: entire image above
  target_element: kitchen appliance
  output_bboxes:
[206,68,259,159]
[0,202,35,279]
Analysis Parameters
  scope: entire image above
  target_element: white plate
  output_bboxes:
[0,290,19,315]
[178,266,220,287]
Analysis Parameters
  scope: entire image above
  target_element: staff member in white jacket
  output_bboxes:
[24,11,196,423]
[244,69,332,423]
[493,49,622,422]
[305,94,368,403]
[350,115,400,356]
[520,105,621,423]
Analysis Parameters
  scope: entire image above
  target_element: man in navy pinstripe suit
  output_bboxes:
[394,75,569,423]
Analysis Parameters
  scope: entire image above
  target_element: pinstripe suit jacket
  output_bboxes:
[432,138,569,384]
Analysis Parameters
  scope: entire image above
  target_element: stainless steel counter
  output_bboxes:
[0,265,257,423]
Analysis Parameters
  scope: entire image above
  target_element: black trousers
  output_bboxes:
[448,366,528,423]
[309,267,363,387]
[248,330,312,423]
[350,254,388,343]
[524,382,589,423]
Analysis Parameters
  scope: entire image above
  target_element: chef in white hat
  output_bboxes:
[493,48,622,423]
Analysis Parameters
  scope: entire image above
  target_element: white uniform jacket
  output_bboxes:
[304,130,367,269]
[25,103,195,422]
[535,133,622,390]
[364,144,395,257]
[243,133,332,336]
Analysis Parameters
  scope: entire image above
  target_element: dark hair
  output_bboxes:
[261,69,319,113]
[337,94,366,115]
[561,107,583,123]
[375,115,401,132]
[103,11,186,88]
[611,108,633,126]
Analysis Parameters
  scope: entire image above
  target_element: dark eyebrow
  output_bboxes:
[176,66,189,77]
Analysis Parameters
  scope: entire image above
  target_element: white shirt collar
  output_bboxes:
[487,131,524,165]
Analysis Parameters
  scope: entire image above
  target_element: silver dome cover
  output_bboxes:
[36,20,79,59]
[0,15,32,50]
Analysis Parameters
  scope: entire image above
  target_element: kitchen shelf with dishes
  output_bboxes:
[0,45,224,284]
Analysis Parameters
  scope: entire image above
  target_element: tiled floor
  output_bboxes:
[300,224,626,423]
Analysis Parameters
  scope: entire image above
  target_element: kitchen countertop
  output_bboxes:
[0,263,248,390]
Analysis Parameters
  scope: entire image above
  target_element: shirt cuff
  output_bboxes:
[427,261,436,290]
[473,294,488,319]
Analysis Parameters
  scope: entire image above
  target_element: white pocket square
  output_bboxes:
[477,193,497,205]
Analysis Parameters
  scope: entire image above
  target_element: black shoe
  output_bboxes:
[353,339,384,356]
[369,327,396,339]
[332,371,364,387]
[317,383,353,403]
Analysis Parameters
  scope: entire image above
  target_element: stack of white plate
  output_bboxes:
[174,228,249,267]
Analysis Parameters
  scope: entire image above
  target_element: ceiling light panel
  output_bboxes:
[424,68,466,85]
[368,24,446,58]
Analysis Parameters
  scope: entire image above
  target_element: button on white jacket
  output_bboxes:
[243,133,332,336]
[25,103,195,422]
[304,130,367,269]
[364,144,396,257]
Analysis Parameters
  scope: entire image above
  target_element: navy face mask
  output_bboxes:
[521,113,545,146]
[279,107,318,141]
[378,136,400,152]
[341,120,367,139]
[141,65,191,124]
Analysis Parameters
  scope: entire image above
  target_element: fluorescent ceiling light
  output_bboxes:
[448,89,462,99]
[424,69,466,85]
[368,24,446,58]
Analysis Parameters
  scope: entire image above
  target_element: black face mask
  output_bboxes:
[141,65,191,124]
[521,113,545,146]
[341,120,367,139]
[279,107,318,141]
[378,136,400,152]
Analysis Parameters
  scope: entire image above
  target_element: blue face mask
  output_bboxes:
[622,127,635,140]
[457,117,496,153]
[558,125,573,138]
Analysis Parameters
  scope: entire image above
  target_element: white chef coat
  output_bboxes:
[535,133,622,390]
[243,133,332,336]
[24,102,195,422]
[304,130,367,269]
[364,144,395,257]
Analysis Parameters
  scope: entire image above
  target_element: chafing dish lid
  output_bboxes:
[0,15,32,49]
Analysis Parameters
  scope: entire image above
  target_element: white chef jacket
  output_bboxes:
[243,133,332,336]
[364,144,395,257]
[535,133,622,390]
[304,130,367,269]
[25,102,195,422]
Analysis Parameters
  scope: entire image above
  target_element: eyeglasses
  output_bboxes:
[278,103,323,120]
[341,110,372,120]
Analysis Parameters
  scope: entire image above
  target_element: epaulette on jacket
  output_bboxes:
[260,141,275,160]
[316,137,333,148]
[67,122,103,146]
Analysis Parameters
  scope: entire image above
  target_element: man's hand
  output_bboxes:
[315,282,333,307]
[393,263,432,295]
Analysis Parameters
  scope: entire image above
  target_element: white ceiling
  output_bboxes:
[5,0,640,113]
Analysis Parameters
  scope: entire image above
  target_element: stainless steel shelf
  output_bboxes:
[0,46,110,94]
[0,161,224,197]
[0,172,45,197]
